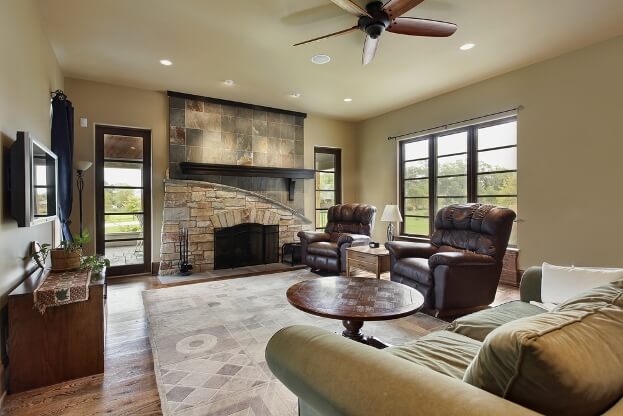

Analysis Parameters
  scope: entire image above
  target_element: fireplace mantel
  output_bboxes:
[179,162,314,201]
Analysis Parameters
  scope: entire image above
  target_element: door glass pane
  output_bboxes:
[316,210,328,229]
[404,179,428,197]
[105,189,143,213]
[404,160,428,179]
[477,120,517,150]
[105,241,144,266]
[477,172,517,196]
[315,152,335,171]
[437,131,467,156]
[403,139,428,160]
[437,154,467,176]
[315,172,335,190]
[104,161,143,187]
[437,176,467,197]
[104,134,143,160]
[478,147,517,172]
[105,214,144,240]
[404,217,429,236]
[404,198,428,216]
[316,191,335,209]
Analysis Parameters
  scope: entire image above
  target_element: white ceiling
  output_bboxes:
[38,0,623,121]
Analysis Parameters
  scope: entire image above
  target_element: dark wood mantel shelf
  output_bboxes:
[179,162,315,201]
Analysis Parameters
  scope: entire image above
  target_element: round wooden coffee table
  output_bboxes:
[286,276,424,348]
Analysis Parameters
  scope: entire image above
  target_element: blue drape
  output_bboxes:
[51,92,74,241]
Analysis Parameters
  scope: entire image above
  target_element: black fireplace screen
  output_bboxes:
[214,223,279,269]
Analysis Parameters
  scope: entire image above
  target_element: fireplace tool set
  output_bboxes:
[178,227,193,275]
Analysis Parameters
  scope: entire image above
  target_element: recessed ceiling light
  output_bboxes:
[343,98,353,102]
[289,92,302,98]
[159,59,173,66]
[223,79,235,86]
[459,43,475,51]
[311,54,331,65]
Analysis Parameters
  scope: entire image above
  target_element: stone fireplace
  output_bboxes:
[159,180,311,275]
[160,93,313,275]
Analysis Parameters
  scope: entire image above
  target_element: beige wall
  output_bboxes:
[0,0,64,390]
[357,35,623,269]
[64,79,359,262]
[304,116,359,229]
[64,78,168,261]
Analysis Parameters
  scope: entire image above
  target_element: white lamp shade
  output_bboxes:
[75,160,92,172]
[381,205,403,222]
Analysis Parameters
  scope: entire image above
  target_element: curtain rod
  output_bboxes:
[386,106,524,141]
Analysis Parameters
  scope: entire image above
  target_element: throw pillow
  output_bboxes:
[541,262,623,304]
[463,280,623,416]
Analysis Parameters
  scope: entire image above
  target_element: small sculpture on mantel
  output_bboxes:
[178,228,193,276]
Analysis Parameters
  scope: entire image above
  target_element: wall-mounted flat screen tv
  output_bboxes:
[9,131,58,227]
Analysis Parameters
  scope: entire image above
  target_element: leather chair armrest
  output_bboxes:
[428,252,495,268]
[336,233,370,247]
[297,231,330,244]
[384,241,438,259]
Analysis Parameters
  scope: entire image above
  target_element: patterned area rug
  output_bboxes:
[143,270,447,415]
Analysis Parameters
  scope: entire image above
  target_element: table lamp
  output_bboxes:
[381,205,403,242]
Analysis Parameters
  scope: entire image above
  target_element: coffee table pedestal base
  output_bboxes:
[341,320,391,349]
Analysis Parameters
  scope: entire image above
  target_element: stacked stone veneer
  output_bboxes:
[159,179,312,275]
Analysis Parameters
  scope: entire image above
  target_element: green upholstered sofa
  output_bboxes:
[266,267,623,415]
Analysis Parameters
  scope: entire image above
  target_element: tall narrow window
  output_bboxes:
[399,117,517,245]
[314,147,341,230]
[96,126,152,276]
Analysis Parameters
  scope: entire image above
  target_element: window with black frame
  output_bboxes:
[314,147,341,230]
[399,117,517,245]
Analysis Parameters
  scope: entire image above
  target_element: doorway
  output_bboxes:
[95,125,151,276]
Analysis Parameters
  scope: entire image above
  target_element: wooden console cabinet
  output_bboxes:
[7,269,105,393]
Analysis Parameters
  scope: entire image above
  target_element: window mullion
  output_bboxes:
[429,137,436,236]
[467,126,477,202]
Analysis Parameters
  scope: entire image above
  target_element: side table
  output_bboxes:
[346,246,391,279]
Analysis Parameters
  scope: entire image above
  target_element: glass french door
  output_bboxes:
[314,147,342,230]
[95,126,151,276]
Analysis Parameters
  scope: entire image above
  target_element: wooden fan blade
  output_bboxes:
[383,0,425,18]
[362,35,380,65]
[293,26,359,46]
[330,0,371,17]
[388,17,457,37]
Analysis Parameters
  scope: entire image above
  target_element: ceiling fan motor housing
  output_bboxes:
[358,1,390,39]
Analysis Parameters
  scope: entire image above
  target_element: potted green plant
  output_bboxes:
[30,232,92,272]
[80,255,110,279]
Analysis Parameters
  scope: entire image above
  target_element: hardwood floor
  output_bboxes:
[1,271,520,416]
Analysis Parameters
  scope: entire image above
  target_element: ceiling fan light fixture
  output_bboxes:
[311,54,331,65]
[460,43,475,51]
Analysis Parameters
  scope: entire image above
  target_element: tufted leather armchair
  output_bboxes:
[298,204,377,273]
[385,203,516,315]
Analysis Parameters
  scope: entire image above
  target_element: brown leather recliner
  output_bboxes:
[298,204,377,273]
[385,203,516,314]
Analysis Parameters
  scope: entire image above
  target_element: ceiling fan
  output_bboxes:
[293,0,457,65]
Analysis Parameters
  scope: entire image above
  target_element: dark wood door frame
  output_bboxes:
[95,125,152,276]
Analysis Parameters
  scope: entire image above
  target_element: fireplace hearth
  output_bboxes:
[214,223,279,269]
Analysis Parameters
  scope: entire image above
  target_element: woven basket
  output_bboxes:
[50,248,82,272]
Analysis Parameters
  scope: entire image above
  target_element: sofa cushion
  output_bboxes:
[386,330,481,380]
[463,280,623,416]
[447,300,546,342]
[393,258,432,285]
[541,262,623,304]
[307,242,339,258]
